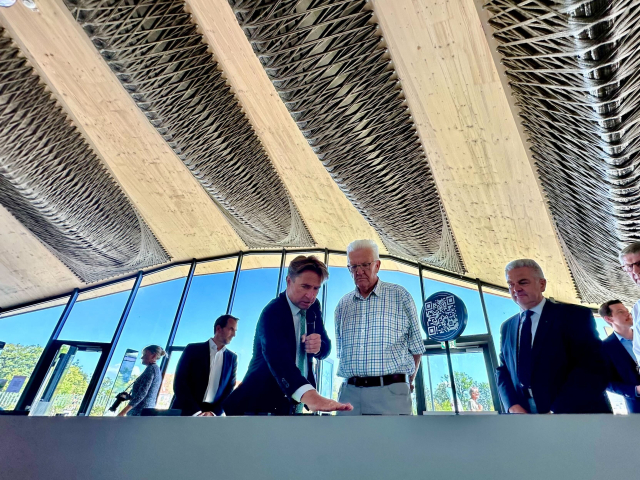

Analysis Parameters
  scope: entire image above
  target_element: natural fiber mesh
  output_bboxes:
[484,0,640,303]
[0,29,169,283]
[64,0,314,249]
[228,0,465,273]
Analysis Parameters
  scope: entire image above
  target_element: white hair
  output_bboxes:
[505,259,545,279]
[347,239,380,261]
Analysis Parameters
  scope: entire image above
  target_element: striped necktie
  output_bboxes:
[295,309,307,414]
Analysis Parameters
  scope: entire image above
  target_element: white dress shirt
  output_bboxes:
[632,300,640,361]
[192,339,226,416]
[517,297,546,402]
[518,297,546,348]
[204,338,226,403]
[285,293,314,403]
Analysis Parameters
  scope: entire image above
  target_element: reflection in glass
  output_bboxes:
[30,344,101,416]
[421,354,453,411]
[0,300,67,410]
[90,267,189,415]
[450,349,495,412]
[156,350,183,409]
[59,280,135,343]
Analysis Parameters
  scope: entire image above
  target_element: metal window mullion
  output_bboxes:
[84,271,143,415]
[226,253,243,315]
[276,249,286,298]
[161,259,197,377]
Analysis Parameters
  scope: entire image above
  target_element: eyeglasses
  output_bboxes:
[621,260,640,272]
[347,262,373,273]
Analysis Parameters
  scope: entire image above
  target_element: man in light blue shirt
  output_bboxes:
[599,300,640,413]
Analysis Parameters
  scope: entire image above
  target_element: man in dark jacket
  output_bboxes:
[172,315,238,416]
[224,255,352,415]
[496,259,611,414]
[599,300,640,413]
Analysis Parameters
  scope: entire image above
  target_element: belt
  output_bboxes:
[347,374,409,387]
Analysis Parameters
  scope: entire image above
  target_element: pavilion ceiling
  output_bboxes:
[483,0,640,304]
[4,0,631,310]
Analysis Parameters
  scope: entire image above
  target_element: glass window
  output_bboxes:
[378,258,423,319]
[481,287,519,356]
[421,353,453,412]
[421,349,495,413]
[0,298,68,410]
[91,266,190,415]
[230,254,282,382]
[324,254,353,400]
[156,349,183,410]
[58,280,135,343]
[172,258,238,347]
[422,273,487,336]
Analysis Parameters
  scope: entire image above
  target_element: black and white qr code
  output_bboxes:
[424,295,459,336]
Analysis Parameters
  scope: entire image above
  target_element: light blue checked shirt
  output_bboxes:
[335,280,425,378]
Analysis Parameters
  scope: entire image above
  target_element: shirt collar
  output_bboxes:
[286,292,302,317]
[354,279,382,300]
[614,331,633,344]
[208,338,226,354]
[521,297,546,316]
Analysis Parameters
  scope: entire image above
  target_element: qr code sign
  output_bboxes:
[424,295,459,336]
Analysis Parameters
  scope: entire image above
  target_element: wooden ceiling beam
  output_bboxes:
[371,0,579,303]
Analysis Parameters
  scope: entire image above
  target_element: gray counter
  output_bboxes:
[0,415,636,480]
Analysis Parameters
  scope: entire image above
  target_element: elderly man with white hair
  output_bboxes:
[334,239,425,415]
[495,259,610,414]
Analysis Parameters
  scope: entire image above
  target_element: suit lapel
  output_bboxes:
[531,300,553,364]
[610,335,639,380]
[507,313,520,371]
[279,293,297,359]
[213,351,229,403]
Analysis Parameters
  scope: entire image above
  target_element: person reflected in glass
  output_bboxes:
[598,300,640,413]
[495,259,610,414]
[117,345,165,416]
[468,386,483,411]
[224,255,352,415]
[334,240,425,415]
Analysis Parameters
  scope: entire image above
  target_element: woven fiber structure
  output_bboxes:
[228,0,464,272]
[485,0,640,303]
[65,0,314,249]
[0,29,169,283]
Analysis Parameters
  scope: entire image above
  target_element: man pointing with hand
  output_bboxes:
[224,255,352,415]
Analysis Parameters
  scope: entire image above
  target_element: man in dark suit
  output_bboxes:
[224,255,352,415]
[598,300,640,413]
[171,314,238,416]
[495,259,610,414]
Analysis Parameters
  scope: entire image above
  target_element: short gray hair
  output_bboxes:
[505,259,545,279]
[347,239,380,261]
[619,242,640,263]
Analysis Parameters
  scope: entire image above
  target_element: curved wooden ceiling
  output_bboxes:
[0,0,607,310]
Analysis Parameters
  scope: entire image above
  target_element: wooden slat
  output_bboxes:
[185,0,384,251]
[0,0,245,267]
[371,0,579,303]
[0,204,78,309]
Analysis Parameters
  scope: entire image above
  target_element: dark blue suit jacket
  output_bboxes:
[171,341,237,416]
[495,299,611,413]
[224,292,330,415]
[603,333,640,413]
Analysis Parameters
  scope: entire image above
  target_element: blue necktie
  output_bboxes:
[518,310,534,389]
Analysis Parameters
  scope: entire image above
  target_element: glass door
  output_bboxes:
[29,342,105,416]
[420,342,500,414]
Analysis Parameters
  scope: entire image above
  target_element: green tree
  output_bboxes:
[429,371,494,412]
[0,343,44,386]
[55,360,90,395]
